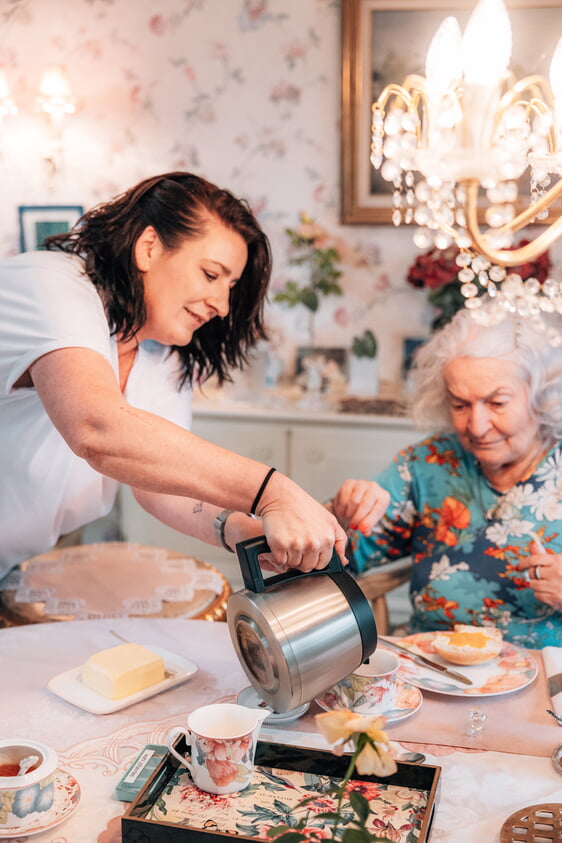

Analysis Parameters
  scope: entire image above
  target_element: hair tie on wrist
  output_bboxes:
[250,467,276,515]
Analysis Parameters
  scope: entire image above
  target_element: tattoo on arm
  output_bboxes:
[192,501,203,514]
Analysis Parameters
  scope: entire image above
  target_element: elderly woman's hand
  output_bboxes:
[517,540,562,611]
[328,479,390,535]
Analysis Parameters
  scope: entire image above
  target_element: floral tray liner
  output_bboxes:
[144,763,430,841]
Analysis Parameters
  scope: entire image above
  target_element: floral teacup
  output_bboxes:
[166,702,268,794]
[0,739,58,829]
[328,650,400,715]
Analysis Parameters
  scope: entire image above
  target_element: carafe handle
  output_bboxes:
[235,535,344,593]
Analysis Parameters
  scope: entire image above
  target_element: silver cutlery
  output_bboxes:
[397,751,426,764]
[379,637,473,686]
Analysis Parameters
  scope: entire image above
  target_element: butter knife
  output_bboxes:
[379,637,473,686]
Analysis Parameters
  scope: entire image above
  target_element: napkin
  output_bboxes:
[542,646,562,725]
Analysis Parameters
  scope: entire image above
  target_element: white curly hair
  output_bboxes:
[410,299,562,445]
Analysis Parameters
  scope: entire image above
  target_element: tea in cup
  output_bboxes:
[327,650,400,715]
[0,739,58,830]
[166,702,268,795]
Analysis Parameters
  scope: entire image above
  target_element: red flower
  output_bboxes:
[407,241,551,291]
[435,496,471,546]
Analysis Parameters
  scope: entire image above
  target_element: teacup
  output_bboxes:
[327,650,400,715]
[166,702,268,794]
[0,739,58,830]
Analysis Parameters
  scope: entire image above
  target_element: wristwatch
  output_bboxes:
[214,509,235,553]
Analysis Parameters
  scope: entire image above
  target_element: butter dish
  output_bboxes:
[47,645,198,714]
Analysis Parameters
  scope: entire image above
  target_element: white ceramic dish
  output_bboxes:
[393,633,538,697]
[315,678,423,725]
[236,686,310,724]
[0,769,80,839]
[47,645,198,714]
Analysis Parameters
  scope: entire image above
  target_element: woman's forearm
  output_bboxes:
[133,490,263,549]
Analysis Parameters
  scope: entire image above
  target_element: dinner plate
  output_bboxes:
[315,678,423,725]
[393,632,538,697]
[236,686,310,724]
[47,645,198,714]
[0,769,80,839]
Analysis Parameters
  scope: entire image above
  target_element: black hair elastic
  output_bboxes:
[250,467,277,515]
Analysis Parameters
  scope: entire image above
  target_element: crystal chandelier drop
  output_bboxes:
[371,0,562,331]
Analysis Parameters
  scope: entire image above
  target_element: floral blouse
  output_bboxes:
[349,433,562,648]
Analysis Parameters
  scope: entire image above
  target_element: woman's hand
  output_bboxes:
[517,541,562,611]
[256,473,348,573]
[329,479,390,535]
[223,512,291,573]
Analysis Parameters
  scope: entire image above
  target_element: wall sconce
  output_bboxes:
[35,66,77,177]
[0,69,18,118]
[36,66,76,122]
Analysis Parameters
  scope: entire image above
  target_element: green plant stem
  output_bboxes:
[331,742,362,840]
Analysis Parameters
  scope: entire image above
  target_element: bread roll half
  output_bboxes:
[432,626,503,665]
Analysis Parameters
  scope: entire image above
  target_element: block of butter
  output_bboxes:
[81,643,165,699]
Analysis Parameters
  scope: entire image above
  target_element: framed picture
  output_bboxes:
[340,0,561,224]
[18,205,84,252]
[294,347,349,393]
[401,336,426,381]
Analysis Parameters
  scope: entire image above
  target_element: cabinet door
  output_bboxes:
[289,423,420,501]
[191,417,288,468]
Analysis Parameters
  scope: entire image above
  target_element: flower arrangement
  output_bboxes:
[267,709,397,843]
[274,212,343,345]
[406,240,552,331]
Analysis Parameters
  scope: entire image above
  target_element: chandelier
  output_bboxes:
[370,0,562,335]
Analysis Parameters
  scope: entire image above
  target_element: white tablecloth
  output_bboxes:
[0,618,560,843]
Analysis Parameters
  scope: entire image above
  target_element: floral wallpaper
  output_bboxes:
[1,0,558,391]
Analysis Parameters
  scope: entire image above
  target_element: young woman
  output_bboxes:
[0,172,346,578]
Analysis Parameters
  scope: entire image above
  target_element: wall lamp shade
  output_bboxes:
[0,69,17,117]
[36,66,76,117]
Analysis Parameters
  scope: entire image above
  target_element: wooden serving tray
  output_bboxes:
[122,738,441,843]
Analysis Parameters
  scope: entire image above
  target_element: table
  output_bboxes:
[0,543,231,625]
[0,618,560,842]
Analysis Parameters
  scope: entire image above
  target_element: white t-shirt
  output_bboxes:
[0,250,192,577]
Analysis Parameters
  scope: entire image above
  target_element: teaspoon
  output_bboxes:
[397,751,426,764]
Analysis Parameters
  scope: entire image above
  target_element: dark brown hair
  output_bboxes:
[44,172,271,387]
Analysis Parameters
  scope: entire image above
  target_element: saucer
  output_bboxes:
[315,678,423,725]
[237,686,310,724]
[0,768,80,839]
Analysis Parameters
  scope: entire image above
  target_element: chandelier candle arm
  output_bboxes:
[465,179,562,266]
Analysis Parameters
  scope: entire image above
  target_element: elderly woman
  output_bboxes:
[330,301,562,648]
[0,172,346,578]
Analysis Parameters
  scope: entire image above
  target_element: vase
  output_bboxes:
[348,355,379,397]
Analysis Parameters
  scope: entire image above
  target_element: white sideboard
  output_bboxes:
[120,399,421,617]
